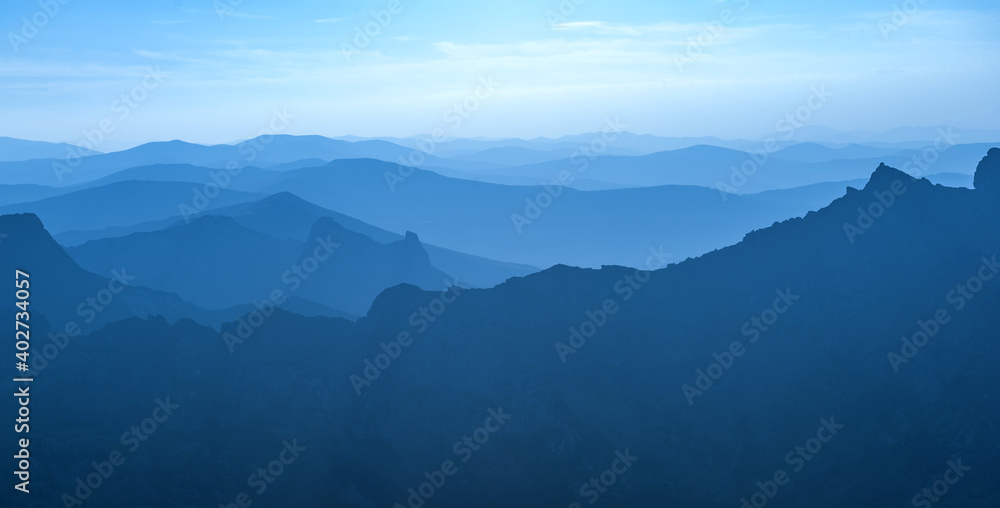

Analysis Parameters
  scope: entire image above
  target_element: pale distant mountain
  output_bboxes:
[0,180,263,232]
[488,143,996,191]
[245,158,811,268]
[67,214,455,316]
[0,135,498,186]
[775,125,1000,145]
[0,183,66,205]
[50,190,537,288]
[0,136,101,162]
[770,142,907,163]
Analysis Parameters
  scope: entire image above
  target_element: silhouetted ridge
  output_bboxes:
[0,213,81,271]
[974,147,1000,195]
[863,162,915,191]
[0,212,45,234]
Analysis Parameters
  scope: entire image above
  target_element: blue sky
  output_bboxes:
[2,0,998,147]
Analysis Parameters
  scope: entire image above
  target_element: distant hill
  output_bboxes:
[247,158,814,268]
[0,213,229,334]
[0,136,100,162]
[770,142,906,163]
[492,143,997,191]
[52,191,537,288]
[0,180,263,233]
[0,135,500,186]
[0,183,67,206]
[67,214,455,315]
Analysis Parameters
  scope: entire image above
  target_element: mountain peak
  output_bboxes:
[863,162,913,192]
[973,147,1000,196]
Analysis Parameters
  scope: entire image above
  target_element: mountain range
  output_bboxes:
[3,148,998,506]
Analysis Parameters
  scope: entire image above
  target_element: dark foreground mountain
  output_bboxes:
[3,150,999,507]
[0,213,350,339]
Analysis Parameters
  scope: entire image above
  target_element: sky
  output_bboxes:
[1,0,998,148]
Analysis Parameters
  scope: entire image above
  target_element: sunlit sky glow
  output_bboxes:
[2,0,998,147]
